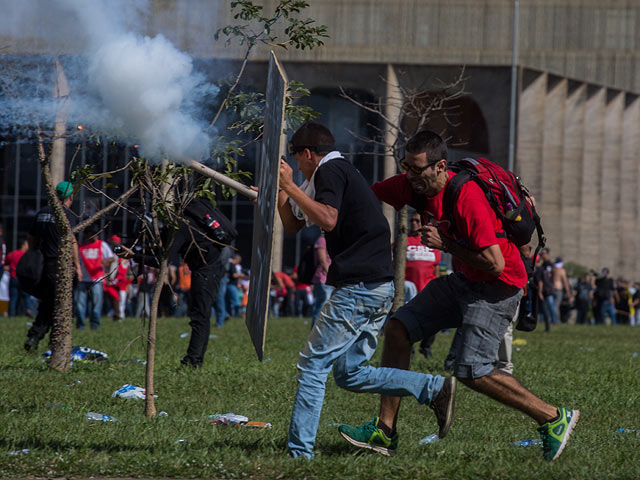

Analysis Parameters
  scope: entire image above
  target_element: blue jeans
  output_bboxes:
[311,283,333,327]
[287,280,443,459]
[9,277,32,316]
[600,299,616,325]
[76,281,103,329]
[214,275,229,326]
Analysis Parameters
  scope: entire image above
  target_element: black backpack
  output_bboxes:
[297,245,316,285]
[184,198,238,245]
[16,249,44,298]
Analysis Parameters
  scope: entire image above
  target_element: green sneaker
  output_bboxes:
[338,417,398,456]
[537,407,580,461]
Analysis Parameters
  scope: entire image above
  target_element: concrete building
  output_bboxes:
[2,0,640,277]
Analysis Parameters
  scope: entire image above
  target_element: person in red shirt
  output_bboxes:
[339,130,579,462]
[4,239,33,317]
[403,211,441,358]
[103,235,131,321]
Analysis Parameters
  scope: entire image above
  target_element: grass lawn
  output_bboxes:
[0,315,639,479]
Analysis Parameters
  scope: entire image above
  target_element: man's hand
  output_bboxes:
[279,157,294,192]
[421,224,445,250]
[115,245,135,259]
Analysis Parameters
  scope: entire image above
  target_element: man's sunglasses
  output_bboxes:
[399,158,440,175]
[287,144,335,155]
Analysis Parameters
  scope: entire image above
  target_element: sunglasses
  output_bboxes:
[399,158,439,175]
[287,144,335,156]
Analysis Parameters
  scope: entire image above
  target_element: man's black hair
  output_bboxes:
[291,122,335,154]
[405,130,447,162]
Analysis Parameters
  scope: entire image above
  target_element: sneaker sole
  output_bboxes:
[339,431,395,457]
[439,377,457,438]
[551,409,580,461]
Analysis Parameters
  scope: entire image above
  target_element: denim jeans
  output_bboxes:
[214,275,229,326]
[600,299,616,325]
[311,283,333,327]
[287,280,443,459]
[75,281,104,329]
[9,277,32,316]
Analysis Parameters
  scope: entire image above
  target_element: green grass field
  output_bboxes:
[0,315,639,479]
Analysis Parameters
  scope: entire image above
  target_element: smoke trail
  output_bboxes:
[0,0,219,161]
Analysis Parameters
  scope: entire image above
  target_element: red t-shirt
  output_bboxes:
[79,239,104,281]
[405,235,441,291]
[372,173,527,288]
[4,249,25,278]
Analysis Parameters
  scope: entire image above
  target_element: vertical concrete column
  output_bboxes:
[382,64,402,231]
[600,92,624,274]
[560,84,586,262]
[579,87,605,268]
[516,72,546,201]
[540,78,567,251]
[620,95,640,278]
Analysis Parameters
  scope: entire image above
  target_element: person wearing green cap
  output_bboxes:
[24,181,83,352]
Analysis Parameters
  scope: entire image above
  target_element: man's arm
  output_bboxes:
[279,159,338,232]
[277,190,306,234]
[316,245,330,273]
[72,235,82,280]
[421,225,505,277]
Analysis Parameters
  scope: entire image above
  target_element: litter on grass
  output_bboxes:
[7,449,30,456]
[157,411,169,417]
[86,412,117,422]
[512,338,527,347]
[180,332,189,338]
[209,413,272,428]
[419,434,439,445]
[114,358,147,365]
[613,428,639,433]
[510,439,543,447]
[66,380,82,387]
[42,345,108,365]
[112,384,156,400]
[632,352,638,359]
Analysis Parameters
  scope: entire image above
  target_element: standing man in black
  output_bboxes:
[24,181,83,351]
[118,197,236,367]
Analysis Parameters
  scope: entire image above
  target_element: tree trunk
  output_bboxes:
[392,206,408,312]
[37,139,74,372]
[144,257,167,418]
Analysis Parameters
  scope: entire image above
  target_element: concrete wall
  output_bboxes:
[517,69,640,278]
[5,0,640,92]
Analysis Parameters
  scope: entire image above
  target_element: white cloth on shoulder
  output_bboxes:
[289,151,343,226]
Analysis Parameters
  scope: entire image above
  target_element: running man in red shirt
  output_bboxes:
[339,130,579,461]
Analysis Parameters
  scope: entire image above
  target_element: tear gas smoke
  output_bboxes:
[0,0,219,161]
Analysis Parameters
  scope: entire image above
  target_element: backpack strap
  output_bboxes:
[442,169,475,236]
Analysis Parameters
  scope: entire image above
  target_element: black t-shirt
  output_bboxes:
[29,205,77,260]
[313,158,394,287]
[534,261,554,296]
[595,277,614,300]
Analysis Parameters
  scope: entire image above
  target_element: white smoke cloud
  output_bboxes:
[0,0,219,161]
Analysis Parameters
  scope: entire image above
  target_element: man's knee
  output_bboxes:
[383,317,411,350]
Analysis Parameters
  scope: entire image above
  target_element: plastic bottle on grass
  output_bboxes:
[418,434,439,445]
[86,412,117,422]
[510,439,542,447]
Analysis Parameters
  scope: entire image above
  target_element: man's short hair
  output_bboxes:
[405,130,447,162]
[291,122,335,154]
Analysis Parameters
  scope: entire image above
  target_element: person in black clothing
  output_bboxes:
[24,181,83,351]
[594,267,616,324]
[534,248,555,331]
[277,122,396,458]
[118,198,236,367]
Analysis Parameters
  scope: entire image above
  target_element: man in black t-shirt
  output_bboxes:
[278,123,445,459]
[24,181,83,351]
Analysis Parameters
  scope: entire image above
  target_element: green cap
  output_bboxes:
[55,181,74,199]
